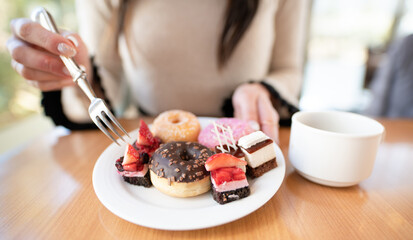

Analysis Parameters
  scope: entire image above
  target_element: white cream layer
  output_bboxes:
[118,164,149,177]
[239,163,246,173]
[240,142,276,168]
[237,131,269,149]
[211,177,249,192]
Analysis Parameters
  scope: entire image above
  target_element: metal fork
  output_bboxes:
[31,7,129,145]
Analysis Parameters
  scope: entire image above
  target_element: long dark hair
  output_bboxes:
[219,0,259,68]
[100,0,259,68]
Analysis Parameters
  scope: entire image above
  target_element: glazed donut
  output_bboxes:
[152,110,201,143]
[198,118,255,149]
[149,141,213,197]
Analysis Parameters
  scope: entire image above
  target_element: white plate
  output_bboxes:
[92,117,286,230]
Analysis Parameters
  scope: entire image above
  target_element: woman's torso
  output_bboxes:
[118,0,279,116]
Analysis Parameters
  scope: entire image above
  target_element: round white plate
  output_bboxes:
[92,117,286,230]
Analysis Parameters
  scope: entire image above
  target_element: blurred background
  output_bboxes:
[0,0,412,154]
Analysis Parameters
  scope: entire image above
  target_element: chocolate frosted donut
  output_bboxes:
[150,141,213,197]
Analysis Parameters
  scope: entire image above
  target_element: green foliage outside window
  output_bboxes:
[0,0,75,128]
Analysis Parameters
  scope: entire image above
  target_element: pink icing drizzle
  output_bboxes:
[198,118,254,149]
[211,177,249,192]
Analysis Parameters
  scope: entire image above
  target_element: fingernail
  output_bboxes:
[79,64,86,71]
[57,43,76,57]
[248,120,260,131]
[66,35,79,47]
[62,67,71,76]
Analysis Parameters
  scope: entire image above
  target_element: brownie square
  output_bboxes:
[116,157,152,187]
[212,185,250,204]
[122,171,152,188]
[246,158,277,178]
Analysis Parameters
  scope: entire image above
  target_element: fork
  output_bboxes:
[31,7,129,145]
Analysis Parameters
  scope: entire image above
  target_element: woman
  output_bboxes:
[7,0,308,142]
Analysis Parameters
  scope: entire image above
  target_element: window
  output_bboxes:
[300,0,411,112]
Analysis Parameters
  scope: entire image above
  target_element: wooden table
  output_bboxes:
[1,118,413,239]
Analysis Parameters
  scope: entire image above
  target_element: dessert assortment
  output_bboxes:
[114,109,278,204]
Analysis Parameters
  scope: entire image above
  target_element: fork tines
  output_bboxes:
[91,100,130,145]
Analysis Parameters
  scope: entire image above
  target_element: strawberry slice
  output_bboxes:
[137,120,156,146]
[205,153,247,171]
[123,162,145,172]
[122,143,140,165]
[123,163,138,172]
[212,169,231,185]
[233,168,246,181]
[211,167,246,185]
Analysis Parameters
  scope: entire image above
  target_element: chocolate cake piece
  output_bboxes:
[122,171,152,187]
[212,185,250,205]
[246,158,277,178]
[238,131,277,178]
[115,157,152,187]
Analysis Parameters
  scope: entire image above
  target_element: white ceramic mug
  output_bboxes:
[289,111,385,187]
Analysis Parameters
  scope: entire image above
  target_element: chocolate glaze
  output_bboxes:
[214,145,245,159]
[243,139,273,154]
[150,141,213,183]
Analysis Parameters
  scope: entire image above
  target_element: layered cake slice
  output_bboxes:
[115,143,151,187]
[115,120,160,187]
[237,131,277,178]
[205,153,250,204]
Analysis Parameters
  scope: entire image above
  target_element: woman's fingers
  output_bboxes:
[11,59,71,82]
[233,95,262,131]
[257,94,280,143]
[60,31,89,65]
[7,18,92,92]
[238,97,259,123]
[60,31,92,78]
[61,32,79,48]
[233,83,259,122]
[26,79,75,91]
[7,37,71,77]
[11,18,77,57]
[233,83,280,142]
[11,60,74,91]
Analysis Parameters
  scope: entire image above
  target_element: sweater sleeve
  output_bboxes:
[261,0,309,121]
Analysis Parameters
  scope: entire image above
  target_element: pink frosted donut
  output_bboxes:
[198,118,255,149]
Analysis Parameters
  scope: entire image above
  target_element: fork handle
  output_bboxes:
[31,7,97,102]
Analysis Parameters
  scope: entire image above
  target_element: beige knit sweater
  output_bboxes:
[63,0,308,122]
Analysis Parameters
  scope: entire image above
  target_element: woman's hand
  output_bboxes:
[232,83,280,143]
[6,18,91,91]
